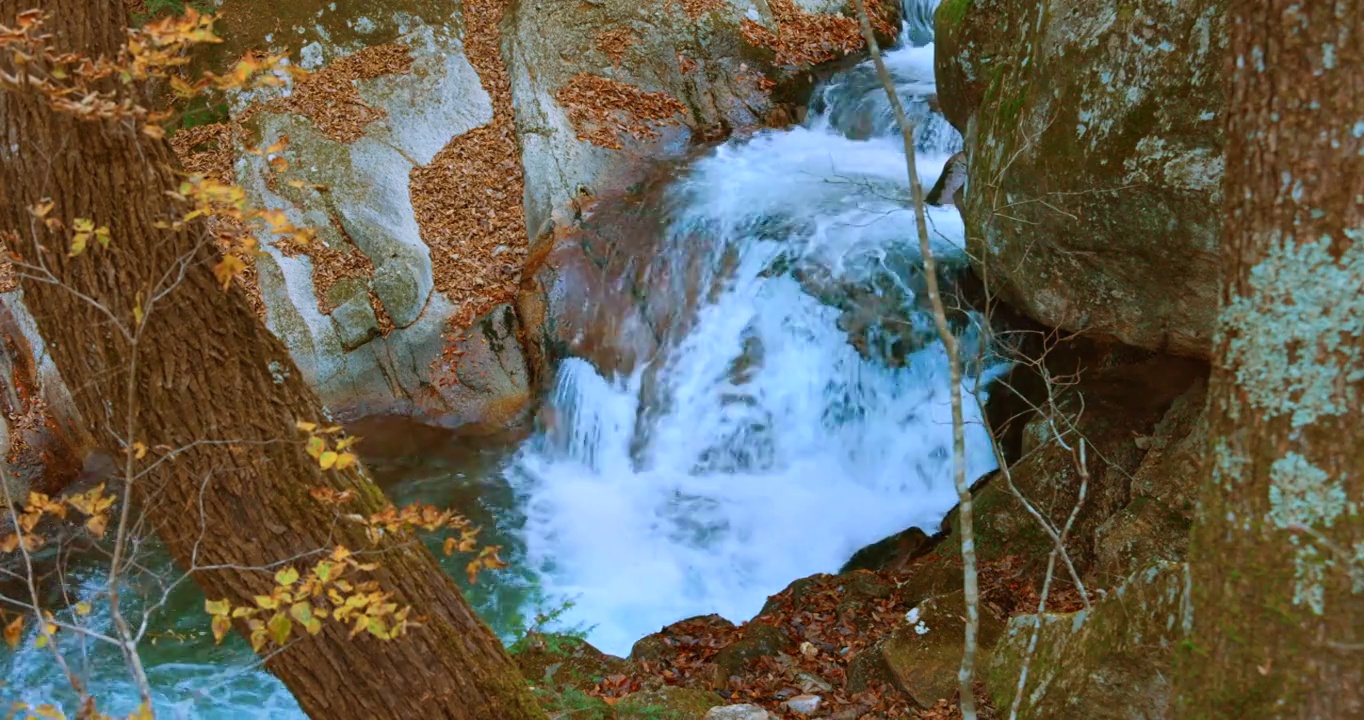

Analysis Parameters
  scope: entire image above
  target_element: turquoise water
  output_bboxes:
[0,425,544,719]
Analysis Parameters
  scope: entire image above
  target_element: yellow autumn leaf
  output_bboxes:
[32,704,64,719]
[4,615,23,649]
[27,200,54,218]
[305,436,325,459]
[68,232,89,257]
[129,701,154,720]
[132,441,148,459]
[267,611,292,645]
[74,602,91,616]
[334,452,357,471]
[289,602,314,626]
[142,124,166,140]
[295,421,318,432]
[275,567,300,586]
[85,513,108,538]
[213,254,245,290]
[318,451,338,470]
[211,614,231,644]
[204,598,231,616]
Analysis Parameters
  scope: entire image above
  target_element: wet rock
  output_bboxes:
[985,562,1191,719]
[706,704,771,720]
[936,0,1226,357]
[516,162,688,391]
[616,686,724,719]
[841,526,934,573]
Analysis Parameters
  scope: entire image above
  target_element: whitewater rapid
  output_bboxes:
[508,8,1003,656]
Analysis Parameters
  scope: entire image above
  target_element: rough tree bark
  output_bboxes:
[0,2,545,718]
[1177,0,1362,717]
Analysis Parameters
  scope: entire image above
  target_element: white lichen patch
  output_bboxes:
[1220,232,1364,428]
[1293,545,1328,615]
[1267,452,1353,615]
[1267,452,1349,531]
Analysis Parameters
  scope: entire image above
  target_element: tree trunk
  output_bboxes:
[0,3,544,718]
[1177,0,1363,716]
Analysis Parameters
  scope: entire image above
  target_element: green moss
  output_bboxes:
[935,0,972,34]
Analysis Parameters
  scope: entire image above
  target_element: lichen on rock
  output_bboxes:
[937,0,1227,357]
[985,562,1193,719]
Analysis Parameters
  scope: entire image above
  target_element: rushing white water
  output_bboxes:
[509,4,1005,657]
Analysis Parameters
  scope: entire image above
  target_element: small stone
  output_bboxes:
[785,694,821,714]
[795,672,833,694]
[705,704,771,720]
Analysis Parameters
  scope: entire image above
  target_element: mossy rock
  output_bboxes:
[985,562,1190,719]
[630,614,737,664]
[514,634,629,693]
[616,686,725,719]
[937,0,1227,356]
[710,622,790,676]
[846,594,1005,705]
[928,356,1206,590]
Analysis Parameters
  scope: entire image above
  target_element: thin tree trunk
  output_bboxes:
[1177,0,1363,716]
[0,3,544,718]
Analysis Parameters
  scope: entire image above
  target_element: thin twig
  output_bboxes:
[849,5,979,716]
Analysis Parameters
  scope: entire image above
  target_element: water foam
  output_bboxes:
[509,29,1004,656]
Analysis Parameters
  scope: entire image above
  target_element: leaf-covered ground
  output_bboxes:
[518,552,1090,719]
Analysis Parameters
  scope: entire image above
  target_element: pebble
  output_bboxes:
[705,704,772,720]
[786,694,822,714]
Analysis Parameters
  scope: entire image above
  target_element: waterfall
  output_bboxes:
[508,0,1004,656]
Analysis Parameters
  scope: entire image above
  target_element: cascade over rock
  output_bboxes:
[936,0,1226,357]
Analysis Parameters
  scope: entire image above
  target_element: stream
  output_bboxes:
[1,1,1006,714]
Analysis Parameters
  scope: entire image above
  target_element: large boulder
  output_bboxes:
[178,2,532,429]
[936,0,1226,357]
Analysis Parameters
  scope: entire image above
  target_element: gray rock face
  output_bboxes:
[0,293,90,499]
[936,0,1226,357]
[219,15,532,427]
[503,0,855,239]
